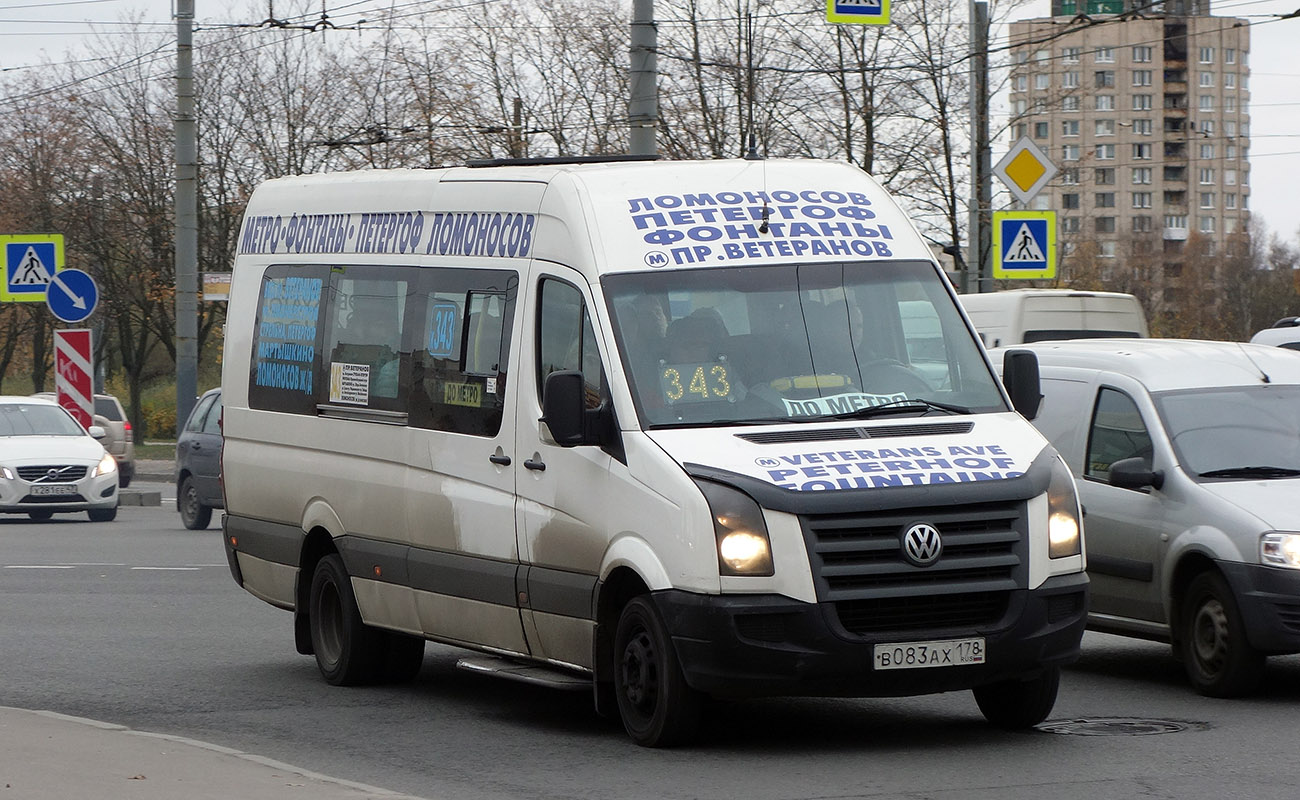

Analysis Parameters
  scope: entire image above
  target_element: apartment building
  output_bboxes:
[1008,3,1250,303]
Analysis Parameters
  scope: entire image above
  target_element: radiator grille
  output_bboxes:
[801,500,1026,635]
[16,465,87,482]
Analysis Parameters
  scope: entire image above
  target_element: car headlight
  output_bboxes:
[694,479,774,576]
[91,452,118,478]
[0,466,13,480]
[1048,457,1082,559]
[1261,533,1300,569]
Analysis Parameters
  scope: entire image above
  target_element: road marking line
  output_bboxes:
[130,566,202,571]
[4,565,75,569]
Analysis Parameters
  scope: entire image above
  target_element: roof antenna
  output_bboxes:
[1237,342,1272,383]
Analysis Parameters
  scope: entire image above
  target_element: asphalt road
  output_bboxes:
[4,490,1300,800]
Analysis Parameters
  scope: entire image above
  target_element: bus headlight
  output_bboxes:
[1048,458,1082,559]
[694,479,773,576]
[1261,533,1300,569]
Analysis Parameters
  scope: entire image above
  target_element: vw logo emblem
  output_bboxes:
[902,523,943,567]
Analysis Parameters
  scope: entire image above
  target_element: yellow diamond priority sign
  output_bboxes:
[993,137,1057,205]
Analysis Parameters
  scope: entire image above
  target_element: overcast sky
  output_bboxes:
[1,0,1296,241]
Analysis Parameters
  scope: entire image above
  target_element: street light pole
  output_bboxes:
[967,0,991,294]
[175,0,198,434]
[629,0,658,156]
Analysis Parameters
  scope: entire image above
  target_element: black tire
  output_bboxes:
[118,471,131,489]
[87,506,118,523]
[613,595,703,747]
[179,476,212,530]
[27,510,54,521]
[1180,571,1265,697]
[309,554,383,686]
[973,666,1060,730]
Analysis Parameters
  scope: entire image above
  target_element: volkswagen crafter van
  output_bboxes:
[998,339,1300,697]
[221,157,1087,746]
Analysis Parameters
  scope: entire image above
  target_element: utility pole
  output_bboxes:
[175,0,198,434]
[629,0,658,156]
[967,0,991,294]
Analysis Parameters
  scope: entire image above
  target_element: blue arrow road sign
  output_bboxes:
[46,268,99,323]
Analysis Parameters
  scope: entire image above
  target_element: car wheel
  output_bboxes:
[1180,571,1265,697]
[118,471,131,489]
[27,510,54,521]
[973,666,1060,730]
[613,595,703,747]
[88,506,118,523]
[309,554,384,686]
[179,476,212,530]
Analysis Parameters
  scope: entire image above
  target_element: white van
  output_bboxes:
[959,289,1149,348]
[998,339,1300,697]
[1250,317,1300,350]
[220,157,1087,746]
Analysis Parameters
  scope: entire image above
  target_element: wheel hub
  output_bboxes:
[621,631,657,710]
[1192,599,1229,670]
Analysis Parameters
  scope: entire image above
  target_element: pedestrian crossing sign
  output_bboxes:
[993,211,1056,280]
[827,0,890,25]
[0,234,65,302]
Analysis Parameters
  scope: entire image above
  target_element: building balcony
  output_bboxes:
[1164,228,1189,241]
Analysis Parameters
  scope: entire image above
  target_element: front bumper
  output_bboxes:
[654,572,1089,698]
[1221,561,1300,653]
[0,472,119,514]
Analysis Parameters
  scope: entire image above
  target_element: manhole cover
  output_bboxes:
[1040,718,1207,736]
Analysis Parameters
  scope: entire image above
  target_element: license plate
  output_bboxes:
[873,637,985,670]
[30,484,77,496]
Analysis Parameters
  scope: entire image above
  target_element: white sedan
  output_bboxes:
[0,396,120,522]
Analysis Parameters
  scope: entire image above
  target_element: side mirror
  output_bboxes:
[541,370,587,446]
[1002,350,1042,420]
[1108,456,1165,491]
[87,425,107,440]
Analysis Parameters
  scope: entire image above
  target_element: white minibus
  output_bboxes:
[959,289,1149,348]
[220,157,1088,746]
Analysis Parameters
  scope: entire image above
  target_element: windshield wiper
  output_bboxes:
[1198,466,1300,479]
[829,398,972,421]
[648,415,805,429]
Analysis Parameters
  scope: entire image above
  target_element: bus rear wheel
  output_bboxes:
[309,554,383,685]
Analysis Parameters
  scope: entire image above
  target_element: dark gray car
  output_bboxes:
[176,388,223,529]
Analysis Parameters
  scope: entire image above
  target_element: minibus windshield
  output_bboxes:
[1156,385,1300,478]
[604,260,1006,428]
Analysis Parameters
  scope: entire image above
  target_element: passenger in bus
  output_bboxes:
[337,295,402,398]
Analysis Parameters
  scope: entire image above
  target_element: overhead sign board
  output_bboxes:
[993,210,1056,280]
[993,138,1058,205]
[826,0,890,25]
[46,268,99,324]
[0,234,64,303]
[54,329,94,429]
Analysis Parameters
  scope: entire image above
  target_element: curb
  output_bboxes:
[5,707,430,800]
[119,489,162,507]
